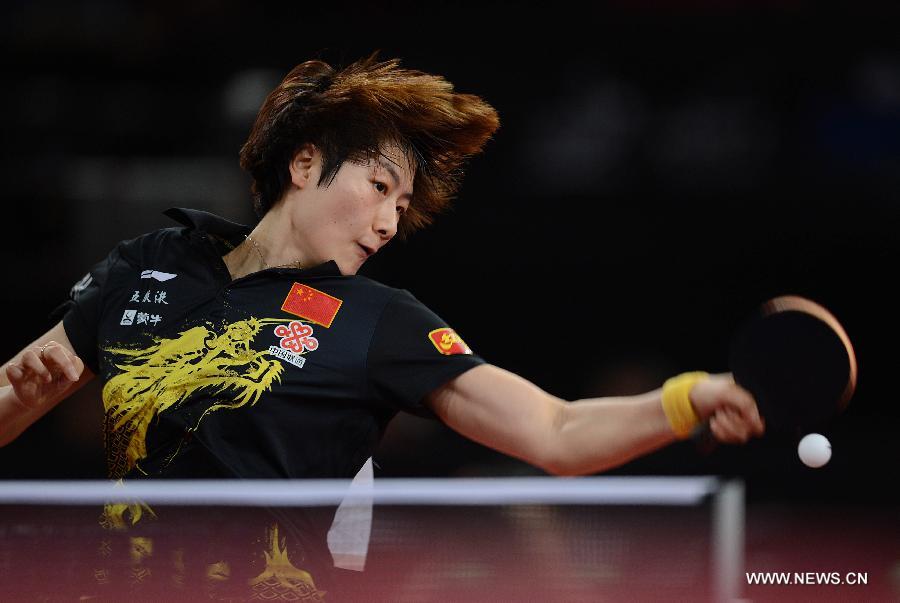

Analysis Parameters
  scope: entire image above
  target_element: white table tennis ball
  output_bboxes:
[798,433,832,468]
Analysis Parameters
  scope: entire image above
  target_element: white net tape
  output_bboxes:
[0,475,721,506]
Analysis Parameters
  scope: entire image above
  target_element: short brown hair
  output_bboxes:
[239,54,500,237]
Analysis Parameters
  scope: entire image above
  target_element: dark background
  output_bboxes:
[1,2,898,507]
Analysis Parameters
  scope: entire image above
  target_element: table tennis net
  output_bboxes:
[0,476,742,602]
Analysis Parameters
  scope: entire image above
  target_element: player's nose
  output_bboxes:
[373,200,399,240]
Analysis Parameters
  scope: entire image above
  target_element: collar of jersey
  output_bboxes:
[163,207,341,278]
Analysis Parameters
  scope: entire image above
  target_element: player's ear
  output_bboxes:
[289,144,317,189]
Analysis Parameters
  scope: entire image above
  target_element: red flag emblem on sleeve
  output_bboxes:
[281,283,343,328]
[428,328,473,356]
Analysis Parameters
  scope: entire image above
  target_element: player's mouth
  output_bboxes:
[357,243,375,258]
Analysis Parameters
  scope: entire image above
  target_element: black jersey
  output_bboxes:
[49,207,484,599]
[56,207,483,481]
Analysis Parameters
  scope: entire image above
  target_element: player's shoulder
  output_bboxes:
[346,275,419,304]
[112,225,192,265]
[329,275,435,322]
[346,277,445,326]
[115,207,246,264]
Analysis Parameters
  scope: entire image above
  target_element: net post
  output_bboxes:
[711,478,745,603]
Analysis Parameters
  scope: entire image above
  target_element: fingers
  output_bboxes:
[6,342,83,389]
[728,384,764,437]
[709,405,765,444]
[40,342,82,382]
[5,363,24,382]
[710,408,752,443]
[702,377,765,443]
[4,342,84,409]
[5,357,44,407]
[726,383,765,437]
[746,401,765,436]
[21,349,52,383]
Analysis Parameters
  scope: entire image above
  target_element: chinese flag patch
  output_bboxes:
[428,328,473,356]
[281,283,342,328]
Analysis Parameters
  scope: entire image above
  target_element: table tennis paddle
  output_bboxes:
[729,295,857,434]
[697,295,857,447]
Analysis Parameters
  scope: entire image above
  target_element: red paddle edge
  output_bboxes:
[760,295,858,412]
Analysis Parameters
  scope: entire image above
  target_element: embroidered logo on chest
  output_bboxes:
[268,321,319,369]
[140,270,178,282]
[281,283,342,328]
[120,269,174,329]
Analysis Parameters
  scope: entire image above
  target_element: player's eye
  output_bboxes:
[373,181,388,194]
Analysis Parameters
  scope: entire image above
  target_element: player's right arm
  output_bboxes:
[0,321,94,447]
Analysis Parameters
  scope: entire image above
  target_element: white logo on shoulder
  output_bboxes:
[71,273,93,296]
[141,270,178,282]
[120,310,137,326]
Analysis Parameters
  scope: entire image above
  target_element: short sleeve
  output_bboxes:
[366,290,485,416]
[49,245,125,374]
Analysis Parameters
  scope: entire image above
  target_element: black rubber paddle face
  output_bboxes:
[729,307,854,434]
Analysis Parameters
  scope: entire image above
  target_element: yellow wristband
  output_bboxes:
[661,371,709,439]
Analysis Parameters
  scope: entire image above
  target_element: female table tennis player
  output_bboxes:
[0,54,763,600]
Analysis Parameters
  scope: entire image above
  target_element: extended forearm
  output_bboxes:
[551,390,677,475]
[430,365,760,477]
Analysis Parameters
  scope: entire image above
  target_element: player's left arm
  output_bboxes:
[424,364,763,476]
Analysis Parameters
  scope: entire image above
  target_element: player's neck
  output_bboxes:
[223,208,307,279]
[222,239,261,280]
[250,206,309,269]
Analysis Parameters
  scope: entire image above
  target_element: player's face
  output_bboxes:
[288,142,414,275]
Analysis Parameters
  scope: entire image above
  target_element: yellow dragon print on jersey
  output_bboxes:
[102,317,287,478]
